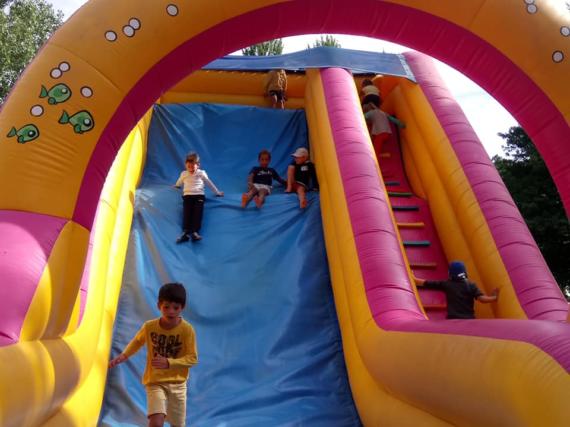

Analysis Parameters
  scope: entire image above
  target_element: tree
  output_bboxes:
[242,39,284,56]
[492,126,570,297]
[309,35,341,48]
[0,0,63,104]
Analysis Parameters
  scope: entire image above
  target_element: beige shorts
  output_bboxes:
[253,183,272,194]
[146,382,187,427]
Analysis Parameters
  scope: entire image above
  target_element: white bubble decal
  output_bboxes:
[527,4,538,14]
[129,18,141,30]
[105,31,117,42]
[30,105,44,117]
[59,62,70,72]
[167,4,179,16]
[123,25,135,37]
[81,86,93,98]
[50,68,62,79]
[561,26,570,37]
[552,51,564,63]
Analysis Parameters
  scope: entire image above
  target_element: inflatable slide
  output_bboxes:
[0,1,569,426]
[99,104,361,426]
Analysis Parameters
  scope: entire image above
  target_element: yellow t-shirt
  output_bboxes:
[123,318,198,385]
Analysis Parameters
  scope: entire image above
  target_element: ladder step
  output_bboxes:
[404,240,431,247]
[393,205,419,211]
[397,222,425,229]
[410,262,438,269]
[384,181,400,187]
[388,191,413,197]
[422,304,447,310]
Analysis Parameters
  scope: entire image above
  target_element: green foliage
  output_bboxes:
[309,35,341,48]
[492,126,570,297]
[242,39,284,56]
[0,0,63,103]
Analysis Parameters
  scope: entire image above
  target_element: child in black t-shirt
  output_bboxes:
[416,261,500,319]
[241,149,286,209]
[285,147,318,209]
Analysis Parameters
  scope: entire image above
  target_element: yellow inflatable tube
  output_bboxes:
[0,108,151,427]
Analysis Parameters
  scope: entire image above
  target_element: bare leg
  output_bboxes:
[279,98,285,109]
[285,166,295,192]
[297,185,307,208]
[148,413,165,427]
[242,187,258,208]
[255,189,269,208]
[270,94,278,108]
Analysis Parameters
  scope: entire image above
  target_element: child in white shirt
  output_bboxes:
[362,102,405,153]
[174,152,223,243]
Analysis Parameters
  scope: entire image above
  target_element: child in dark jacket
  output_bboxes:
[285,147,318,209]
[242,149,286,209]
[416,261,500,319]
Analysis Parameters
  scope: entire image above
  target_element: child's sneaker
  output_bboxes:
[176,232,190,243]
[191,232,202,241]
[241,193,249,208]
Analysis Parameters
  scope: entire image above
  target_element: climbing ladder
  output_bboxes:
[374,126,449,319]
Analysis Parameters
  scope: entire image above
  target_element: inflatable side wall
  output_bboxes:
[0,109,152,426]
[306,67,570,426]
[399,52,567,321]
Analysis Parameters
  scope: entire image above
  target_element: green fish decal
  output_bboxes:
[39,83,72,105]
[59,110,95,134]
[6,124,40,144]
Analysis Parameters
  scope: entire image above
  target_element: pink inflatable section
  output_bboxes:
[0,210,68,345]
[319,67,570,372]
[404,52,568,321]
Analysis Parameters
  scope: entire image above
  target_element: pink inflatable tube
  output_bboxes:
[404,52,568,321]
[319,67,570,372]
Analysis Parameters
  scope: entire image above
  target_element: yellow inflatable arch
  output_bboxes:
[0,0,568,425]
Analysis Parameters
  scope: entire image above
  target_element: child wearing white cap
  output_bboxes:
[285,147,318,209]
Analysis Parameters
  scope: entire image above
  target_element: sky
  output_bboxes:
[47,0,519,157]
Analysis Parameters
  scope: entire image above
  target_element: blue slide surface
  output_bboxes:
[100,104,361,426]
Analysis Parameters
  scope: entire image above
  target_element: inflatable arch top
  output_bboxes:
[1,0,568,227]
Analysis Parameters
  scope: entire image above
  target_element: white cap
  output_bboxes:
[292,147,309,157]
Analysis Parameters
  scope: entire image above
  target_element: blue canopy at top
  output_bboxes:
[203,47,415,81]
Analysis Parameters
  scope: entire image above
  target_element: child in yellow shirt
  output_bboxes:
[109,283,198,427]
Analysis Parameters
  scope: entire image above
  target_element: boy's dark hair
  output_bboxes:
[362,78,374,86]
[186,152,200,164]
[258,149,271,161]
[158,282,186,306]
